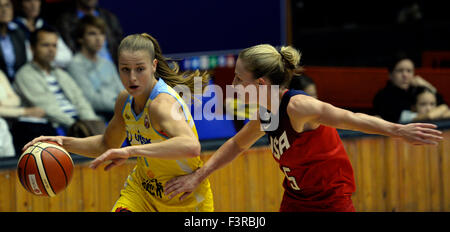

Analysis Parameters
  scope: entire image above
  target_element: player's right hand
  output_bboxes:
[22,136,64,152]
[165,169,202,201]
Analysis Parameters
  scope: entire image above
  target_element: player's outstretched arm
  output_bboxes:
[164,119,265,200]
[22,91,128,158]
[288,94,443,145]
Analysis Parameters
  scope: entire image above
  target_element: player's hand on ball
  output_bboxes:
[165,170,202,201]
[22,135,64,151]
[90,148,130,171]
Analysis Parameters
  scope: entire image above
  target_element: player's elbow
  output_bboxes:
[185,138,201,158]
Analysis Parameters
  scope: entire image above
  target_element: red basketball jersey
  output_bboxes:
[261,90,356,211]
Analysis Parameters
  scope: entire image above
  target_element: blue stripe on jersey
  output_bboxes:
[149,78,168,100]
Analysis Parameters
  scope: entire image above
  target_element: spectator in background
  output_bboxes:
[372,53,445,122]
[0,69,56,154]
[13,0,73,68]
[0,69,44,118]
[14,26,99,131]
[67,15,123,121]
[0,0,29,82]
[0,117,14,157]
[289,74,318,99]
[56,0,123,63]
[399,86,450,123]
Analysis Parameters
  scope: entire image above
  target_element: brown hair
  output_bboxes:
[73,14,106,47]
[118,33,210,95]
[238,44,303,87]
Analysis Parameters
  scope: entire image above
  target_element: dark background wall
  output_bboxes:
[44,0,450,66]
[290,0,450,67]
[98,0,284,55]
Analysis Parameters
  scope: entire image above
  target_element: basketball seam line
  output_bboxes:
[30,143,49,196]
[43,147,69,188]
[34,143,73,165]
[22,154,33,193]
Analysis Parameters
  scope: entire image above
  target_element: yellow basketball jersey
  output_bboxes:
[115,78,213,212]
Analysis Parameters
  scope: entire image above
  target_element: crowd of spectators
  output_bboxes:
[0,0,123,157]
[0,0,449,159]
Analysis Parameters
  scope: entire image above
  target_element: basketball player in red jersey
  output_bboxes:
[164,44,443,212]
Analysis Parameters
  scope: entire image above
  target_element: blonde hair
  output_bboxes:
[238,44,303,87]
[118,33,210,94]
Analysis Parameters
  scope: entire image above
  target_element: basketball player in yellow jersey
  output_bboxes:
[23,33,213,212]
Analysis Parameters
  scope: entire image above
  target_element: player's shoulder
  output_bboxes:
[117,90,130,104]
[151,92,178,107]
[149,93,180,117]
[286,92,323,119]
[114,90,131,112]
[287,93,314,110]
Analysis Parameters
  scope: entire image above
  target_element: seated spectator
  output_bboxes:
[67,15,123,121]
[0,117,14,157]
[289,74,318,98]
[0,0,29,82]
[0,69,44,118]
[13,26,99,131]
[372,53,445,122]
[13,0,73,68]
[56,0,123,63]
[0,69,55,154]
[399,86,450,123]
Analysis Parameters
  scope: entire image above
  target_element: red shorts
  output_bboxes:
[279,192,355,212]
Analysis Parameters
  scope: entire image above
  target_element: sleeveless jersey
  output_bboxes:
[262,89,355,211]
[118,78,213,212]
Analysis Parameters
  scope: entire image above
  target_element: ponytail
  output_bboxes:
[239,44,303,87]
[118,33,210,96]
[279,46,303,76]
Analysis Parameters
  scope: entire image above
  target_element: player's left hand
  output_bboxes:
[89,148,130,171]
[397,123,443,145]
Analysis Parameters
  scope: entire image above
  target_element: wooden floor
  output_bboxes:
[0,131,449,212]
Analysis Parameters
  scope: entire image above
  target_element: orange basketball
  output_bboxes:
[17,141,74,197]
